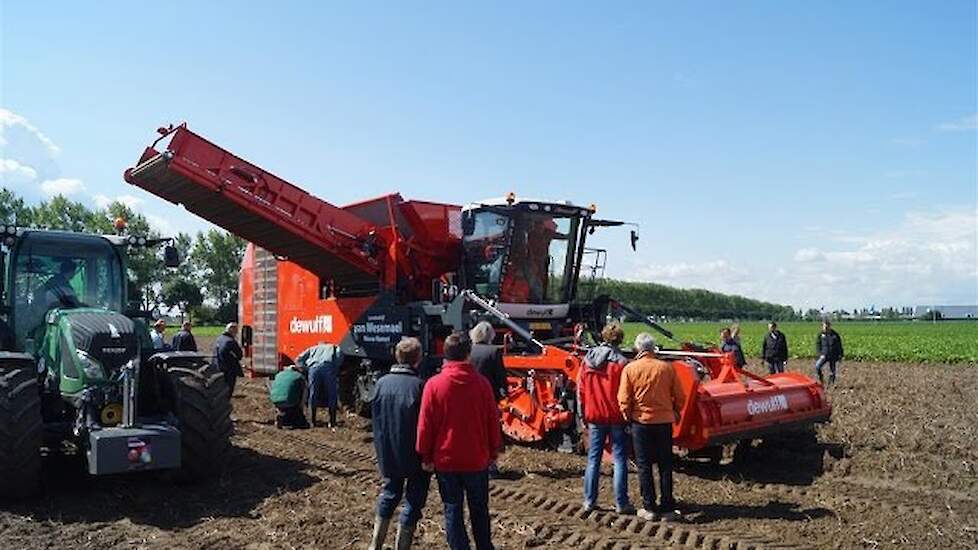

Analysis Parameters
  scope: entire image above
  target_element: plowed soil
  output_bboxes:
[2,361,976,549]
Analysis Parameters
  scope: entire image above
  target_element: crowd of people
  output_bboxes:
[252,318,844,549]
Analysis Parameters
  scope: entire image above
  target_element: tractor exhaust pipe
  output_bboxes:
[121,358,139,428]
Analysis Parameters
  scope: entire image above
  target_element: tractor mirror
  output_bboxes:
[163,245,181,268]
[629,230,639,251]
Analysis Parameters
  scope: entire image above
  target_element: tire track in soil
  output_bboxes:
[240,421,808,550]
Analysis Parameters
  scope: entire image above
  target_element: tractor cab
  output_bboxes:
[3,230,127,350]
[461,196,595,320]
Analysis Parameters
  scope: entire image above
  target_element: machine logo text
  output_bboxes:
[746,395,789,416]
[289,315,333,334]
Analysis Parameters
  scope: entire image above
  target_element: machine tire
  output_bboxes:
[167,364,232,482]
[353,374,374,418]
[0,365,42,499]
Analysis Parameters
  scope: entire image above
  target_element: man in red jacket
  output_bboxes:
[578,323,635,514]
[417,331,501,550]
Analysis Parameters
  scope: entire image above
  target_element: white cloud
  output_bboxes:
[0,108,60,156]
[794,248,825,262]
[937,113,978,131]
[144,213,174,234]
[94,193,144,209]
[784,208,978,308]
[620,208,977,310]
[1,108,63,196]
[40,178,85,197]
[0,158,38,185]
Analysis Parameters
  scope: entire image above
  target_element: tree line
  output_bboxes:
[0,188,245,324]
[2,187,801,323]
[592,279,798,321]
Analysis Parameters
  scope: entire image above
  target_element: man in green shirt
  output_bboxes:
[270,364,309,429]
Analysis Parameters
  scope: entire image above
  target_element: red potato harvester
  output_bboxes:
[125,123,830,454]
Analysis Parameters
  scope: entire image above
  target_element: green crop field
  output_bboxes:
[186,321,978,364]
[622,320,978,364]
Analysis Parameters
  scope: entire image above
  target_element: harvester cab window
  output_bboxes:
[501,214,572,304]
[11,234,124,343]
[462,211,510,297]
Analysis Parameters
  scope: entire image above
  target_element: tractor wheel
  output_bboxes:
[0,364,42,499]
[167,363,232,482]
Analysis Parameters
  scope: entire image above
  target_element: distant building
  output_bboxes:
[914,305,978,320]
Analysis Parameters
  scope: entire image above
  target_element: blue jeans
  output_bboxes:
[376,473,431,525]
[435,470,493,550]
[814,356,838,383]
[583,423,631,509]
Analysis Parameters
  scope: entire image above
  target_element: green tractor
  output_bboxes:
[0,224,231,498]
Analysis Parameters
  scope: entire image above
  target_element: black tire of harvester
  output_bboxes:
[0,365,42,499]
[167,364,232,482]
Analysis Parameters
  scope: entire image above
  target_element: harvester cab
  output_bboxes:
[0,225,231,499]
[458,196,602,343]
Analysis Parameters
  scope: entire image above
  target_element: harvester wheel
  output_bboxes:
[166,363,232,482]
[0,364,42,499]
[353,376,373,417]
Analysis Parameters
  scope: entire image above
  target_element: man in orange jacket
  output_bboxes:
[618,332,686,522]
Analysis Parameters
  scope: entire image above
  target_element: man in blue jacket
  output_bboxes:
[368,337,431,550]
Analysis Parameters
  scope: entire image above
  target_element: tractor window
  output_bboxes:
[11,234,123,343]
[462,211,510,296]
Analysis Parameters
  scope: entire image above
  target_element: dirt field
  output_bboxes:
[2,360,976,549]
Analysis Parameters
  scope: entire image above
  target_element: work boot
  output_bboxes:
[367,515,391,550]
[395,522,417,550]
[829,374,836,385]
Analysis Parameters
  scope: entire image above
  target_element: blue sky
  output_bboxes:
[2,1,975,310]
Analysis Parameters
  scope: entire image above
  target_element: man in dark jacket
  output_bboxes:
[814,320,844,385]
[368,337,430,550]
[761,322,789,374]
[578,323,634,515]
[171,321,198,352]
[468,321,507,401]
[720,328,747,368]
[417,331,501,550]
[213,322,243,396]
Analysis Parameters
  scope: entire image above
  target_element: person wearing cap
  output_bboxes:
[269,363,309,429]
[171,321,198,352]
[417,331,501,550]
[618,332,686,522]
[151,319,168,351]
[214,322,244,396]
